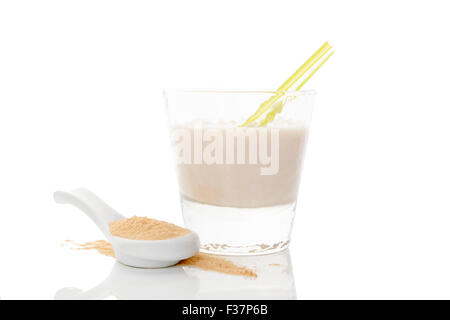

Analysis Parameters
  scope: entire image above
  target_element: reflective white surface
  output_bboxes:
[2,0,450,300]
[55,251,296,300]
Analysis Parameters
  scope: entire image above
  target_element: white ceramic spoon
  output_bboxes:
[54,188,200,268]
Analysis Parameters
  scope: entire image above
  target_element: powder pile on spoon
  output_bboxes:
[109,216,190,240]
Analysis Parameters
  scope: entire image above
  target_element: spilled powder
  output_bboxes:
[66,240,257,278]
[109,216,190,240]
[178,252,257,278]
[64,240,115,257]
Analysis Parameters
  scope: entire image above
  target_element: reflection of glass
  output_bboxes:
[55,250,296,300]
[187,250,297,299]
[165,90,315,255]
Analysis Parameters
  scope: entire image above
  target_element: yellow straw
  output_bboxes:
[258,50,334,126]
[294,51,334,91]
[241,42,333,126]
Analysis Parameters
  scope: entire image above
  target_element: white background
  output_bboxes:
[1,0,450,299]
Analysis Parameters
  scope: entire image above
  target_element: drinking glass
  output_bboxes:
[165,90,315,255]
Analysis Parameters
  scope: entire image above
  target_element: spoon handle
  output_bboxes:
[54,188,124,239]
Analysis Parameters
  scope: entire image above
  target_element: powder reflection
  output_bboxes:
[55,250,296,300]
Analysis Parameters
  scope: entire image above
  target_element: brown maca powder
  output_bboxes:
[65,216,256,277]
[178,252,257,277]
[66,240,258,278]
[109,216,191,240]
[64,240,115,257]
[66,241,257,278]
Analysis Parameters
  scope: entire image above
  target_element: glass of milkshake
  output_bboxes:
[165,90,315,255]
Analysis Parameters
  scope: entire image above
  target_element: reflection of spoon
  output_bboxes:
[55,250,296,300]
[55,262,199,300]
[54,188,200,268]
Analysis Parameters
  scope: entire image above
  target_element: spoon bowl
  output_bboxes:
[54,188,200,268]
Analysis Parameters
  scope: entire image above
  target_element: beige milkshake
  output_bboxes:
[171,120,308,208]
